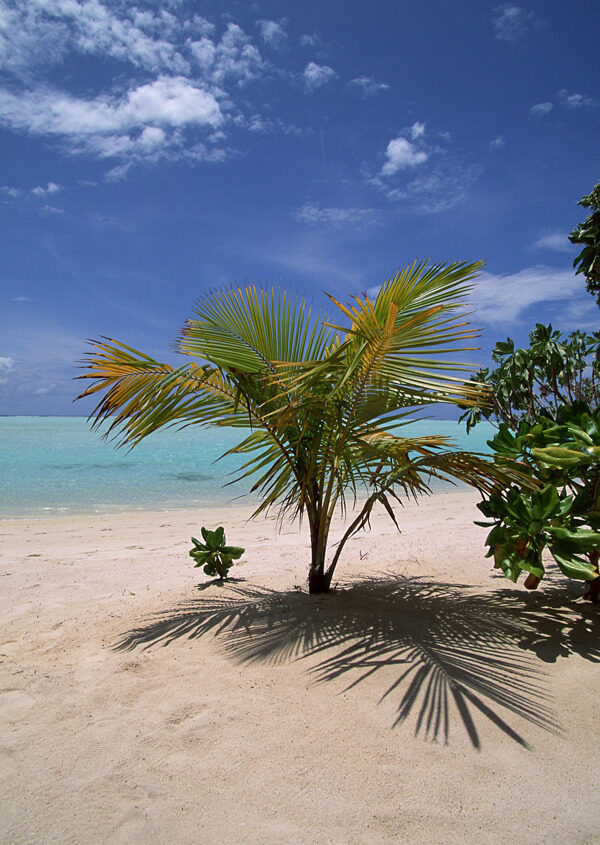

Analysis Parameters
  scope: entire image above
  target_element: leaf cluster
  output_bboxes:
[459,323,600,433]
[475,404,600,589]
[189,526,245,579]
[569,180,600,304]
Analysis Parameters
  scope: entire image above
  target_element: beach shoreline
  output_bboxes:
[1,491,598,844]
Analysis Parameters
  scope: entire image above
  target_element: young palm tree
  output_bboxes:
[78,259,524,593]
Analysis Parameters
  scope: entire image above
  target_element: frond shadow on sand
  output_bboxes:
[114,575,599,749]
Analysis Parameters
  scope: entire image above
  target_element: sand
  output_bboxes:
[1,489,599,844]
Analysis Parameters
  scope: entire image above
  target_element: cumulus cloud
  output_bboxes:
[293,203,378,228]
[0,76,223,162]
[472,266,587,325]
[189,23,266,85]
[0,4,275,172]
[531,101,553,116]
[257,19,287,49]
[492,5,541,43]
[2,0,189,77]
[31,181,61,196]
[347,76,389,98]
[303,62,337,92]
[381,137,428,175]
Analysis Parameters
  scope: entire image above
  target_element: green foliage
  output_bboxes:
[461,326,600,595]
[459,323,600,433]
[189,526,245,579]
[569,180,600,305]
[475,405,600,588]
[78,260,526,593]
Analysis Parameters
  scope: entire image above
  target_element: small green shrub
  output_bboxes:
[475,404,600,597]
[189,526,245,580]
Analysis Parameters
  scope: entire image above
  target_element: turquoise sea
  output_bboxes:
[0,417,496,518]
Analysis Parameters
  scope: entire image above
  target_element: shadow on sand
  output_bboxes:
[114,574,599,749]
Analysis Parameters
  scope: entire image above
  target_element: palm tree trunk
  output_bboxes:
[307,509,332,594]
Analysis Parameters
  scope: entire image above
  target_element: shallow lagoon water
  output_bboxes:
[0,416,495,518]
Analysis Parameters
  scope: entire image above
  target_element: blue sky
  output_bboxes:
[0,0,598,415]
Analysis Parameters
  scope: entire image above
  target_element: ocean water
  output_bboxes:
[0,416,495,518]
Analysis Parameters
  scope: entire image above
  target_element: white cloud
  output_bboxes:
[369,159,482,214]
[189,23,266,86]
[257,19,287,49]
[0,6,277,172]
[472,266,588,325]
[303,62,337,92]
[1,186,23,198]
[2,0,190,77]
[492,5,540,44]
[246,114,300,135]
[489,135,505,150]
[532,232,573,253]
[557,88,596,110]
[294,203,378,228]
[0,355,14,384]
[531,90,596,118]
[381,137,428,175]
[410,122,425,140]
[0,76,223,163]
[31,181,61,196]
[0,76,222,135]
[300,33,321,49]
[531,101,553,116]
[347,76,389,98]
[34,382,56,395]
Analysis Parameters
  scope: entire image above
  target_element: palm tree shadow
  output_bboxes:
[114,575,599,749]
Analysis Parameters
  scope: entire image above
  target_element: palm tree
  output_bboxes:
[78,259,524,593]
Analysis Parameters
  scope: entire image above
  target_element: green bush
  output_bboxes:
[476,404,600,595]
[189,526,245,580]
[461,325,600,599]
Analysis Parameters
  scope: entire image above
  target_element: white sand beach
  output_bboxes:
[1,490,599,844]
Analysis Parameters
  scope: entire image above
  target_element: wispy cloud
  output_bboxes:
[531,101,553,116]
[557,88,597,110]
[368,123,479,213]
[492,5,541,44]
[532,232,574,253]
[256,19,287,49]
[472,266,588,325]
[303,62,337,92]
[347,76,389,98]
[531,90,596,117]
[489,135,505,150]
[0,356,14,385]
[293,203,378,228]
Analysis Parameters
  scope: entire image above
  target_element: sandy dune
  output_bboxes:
[1,490,599,844]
